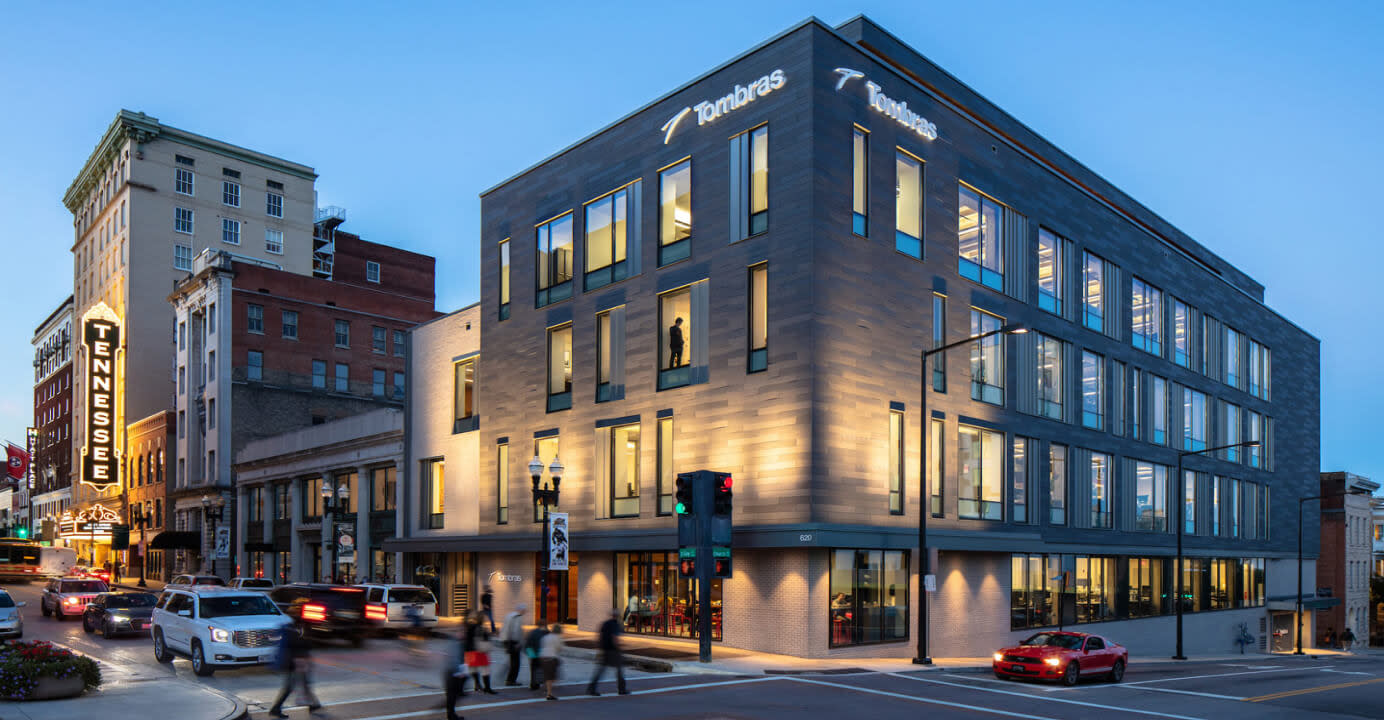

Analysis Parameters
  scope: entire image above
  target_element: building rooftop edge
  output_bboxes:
[31,295,74,339]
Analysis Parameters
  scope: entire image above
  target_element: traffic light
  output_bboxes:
[678,549,696,578]
[675,473,695,515]
[14,526,27,539]
[713,473,733,515]
[713,546,732,578]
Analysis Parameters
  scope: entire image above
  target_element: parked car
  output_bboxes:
[356,584,438,633]
[993,631,1128,685]
[151,587,290,676]
[83,591,158,637]
[229,577,275,592]
[168,574,227,587]
[0,589,26,639]
[40,577,110,621]
[268,583,368,646]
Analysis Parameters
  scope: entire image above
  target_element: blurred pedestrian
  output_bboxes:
[464,610,496,694]
[539,624,564,700]
[443,622,467,720]
[269,624,321,717]
[113,560,122,583]
[523,623,550,690]
[481,585,495,632]
[586,608,629,696]
[1341,626,1356,652]
[500,603,527,686]
[1324,626,1337,649]
[403,602,427,659]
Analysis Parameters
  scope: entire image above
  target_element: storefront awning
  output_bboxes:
[149,531,201,550]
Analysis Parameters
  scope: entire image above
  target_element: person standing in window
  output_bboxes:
[668,317,685,369]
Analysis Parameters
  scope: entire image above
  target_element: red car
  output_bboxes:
[993,631,1127,685]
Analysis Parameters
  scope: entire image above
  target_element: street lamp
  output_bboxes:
[915,322,1027,665]
[1295,488,1370,655]
[200,494,226,578]
[320,481,350,583]
[1172,439,1260,660]
[130,504,151,588]
[529,455,563,626]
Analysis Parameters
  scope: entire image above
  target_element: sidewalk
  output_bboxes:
[0,670,244,720]
[113,578,166,592]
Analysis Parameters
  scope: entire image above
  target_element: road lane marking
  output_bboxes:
[1118,666,1330,686]
[1246,677,1384,702]
[265,672,696,711]
[888,673,1208,720]
[784,677,1059,719]
[1112,685,1244,700]
[338,676,781,720]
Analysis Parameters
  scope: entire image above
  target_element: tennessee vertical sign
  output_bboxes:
[82,303,121,490]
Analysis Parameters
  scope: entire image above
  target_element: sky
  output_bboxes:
[1,1,1380,481]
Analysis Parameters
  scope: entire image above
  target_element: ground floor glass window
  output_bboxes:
[614,552,720,640]
[829,549,909,647]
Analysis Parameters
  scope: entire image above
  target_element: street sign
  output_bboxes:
[924,573,937,592]
[213,526,230,560]
[547,512,569,571]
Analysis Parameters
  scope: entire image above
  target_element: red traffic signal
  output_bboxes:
[679,558,696,578]
[713,557,732,577]
[713,473,733,516]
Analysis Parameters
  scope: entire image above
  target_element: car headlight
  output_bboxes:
[1044,658,1062,667]
[993,653,1004,662]
[209,627,231,643]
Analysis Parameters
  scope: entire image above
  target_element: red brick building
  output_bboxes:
[30,295,74,535]
[126,411,173,581]
[1316,472,1378,648]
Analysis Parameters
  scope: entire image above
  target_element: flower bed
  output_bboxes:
[0,640,102,700]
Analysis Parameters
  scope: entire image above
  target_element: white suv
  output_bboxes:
[357,584,438,633]
[152,587,291,676]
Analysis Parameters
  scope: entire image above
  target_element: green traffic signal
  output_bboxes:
[675,502,688,514]
[15,527,27,539]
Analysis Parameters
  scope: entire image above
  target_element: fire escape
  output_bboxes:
[313,206,346,280]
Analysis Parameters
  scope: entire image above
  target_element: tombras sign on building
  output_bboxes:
[81,303,120,491]
[833,68,938,141]
[661,69,786,144]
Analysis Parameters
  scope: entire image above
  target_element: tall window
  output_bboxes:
[748,263,768,372]
[302,477,323,520]
[498,238,511,321]
[931,294,946,391]
[596,311,614,401]
[828,550,909,647]
[1074,556,1116,623]
[895,151,923,258]
[372,466,397,512]
[1082,351,1104,430]
[1183,388,1207,451]
[611,424,640,517]
[658,417,674,515]
[175,244,193,270]
[393,371,405,400]
[1184,471,1197,534]
[1230,479,1243,538]
[1172,300,1190,366]
[496,444,509,524]
[175,207,194,234]
[334,320,350,347]
[1090,452,1112,529]
[247,350,263,381]
[1049,444,1067,525]
[1224,327,1242,388]
[222,218,240,245]
[1011,554,1060,629]
[366,261,381,284]
[658,287,692,390]
[1248,340,1269,399]
[1223,402,1241,462]
[266,191,283,218]
[1128,558,1167,618]
[1083,251,1104,331]
[958,425,1002,520]
[536,213,574,307]
[1037,229,1064,314]
[547,324,572,411]
[969,309,1003,405]
[312,360,326,389]
[281,310,298,340]
[888,409,904,515]
[929,419,943,517]
[1211,479,1222,536]
[372,368,386,396]
[1247,412,1263,468]
[1131,277,1163,356]
[958,185,1002,289]
[1036,333,1063,420]
[372,326,387,353]
[852,128,868,236]
[585,187,629,291]
[222,179,240,207]
[335,363,349,392]
[1012,437,1031,523]
[421,459,444,529]
[393,330,405,358]
[743,125,769,236]
[175,167,194,196]
[1151,375,1168,445]
[1130,370,1142,440]
[659,159,692,266]
[1134,461,1168,532]
[265,229,283,254]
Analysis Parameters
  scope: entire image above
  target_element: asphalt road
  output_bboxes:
[5,582,1382,719]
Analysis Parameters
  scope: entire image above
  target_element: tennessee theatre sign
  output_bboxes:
[82,303,120,490]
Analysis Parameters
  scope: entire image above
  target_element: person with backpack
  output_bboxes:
[268,623,321,718]
[499,603,527,686]
[523,623,549,690]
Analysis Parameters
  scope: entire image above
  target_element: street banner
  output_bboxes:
[547,512,569,571]
[213,526,230,559]
[336,522,355,563]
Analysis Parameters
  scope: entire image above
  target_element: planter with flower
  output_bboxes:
[0,640,102,700]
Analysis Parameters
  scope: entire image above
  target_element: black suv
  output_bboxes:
[268,583,368,646]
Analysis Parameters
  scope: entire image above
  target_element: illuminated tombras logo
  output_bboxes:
[834,67,938,141]
[661,69,787,144]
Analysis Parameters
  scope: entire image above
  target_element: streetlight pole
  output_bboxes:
[529,455,563,627]
[1295,488,1369,655]
[321,481,350,583]
[201,494,225,579]
[132,504,148,588]
[915,322,1026,665]
[1173,439,1260,660]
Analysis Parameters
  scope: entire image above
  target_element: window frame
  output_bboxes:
[957,183,1004,290]
[496,444,509,524]
[957,424,1003,521]
[851,126,868,237]
[657,286,693,391]
[746,124,769,236]
[247,304,264,334]
[334,319,350,348]
[1036,333,1064,420]
[498,238,511,321]
[969,308,1004,405]
[609,423,641,518]
[535,213,575,307]
[366,261,381,284]
[895,150,924,258]
[175,167,194,196]
[420,458,445,530]
[546,324,573,412]
[657,416,674,516]
[334,362,349,392]
[281,310,298,340]
[748,263,768,372]
[266,191,283,218]
[888,409,904,515]
[1131,277,1163,356]
[1083,251,1104,331]
[453,358,477,432]
[222,180,241,207]
[583,185,632,292]
[1082,351,1105,430]
[1089,452,1112,529]
[1049,443,1068,525]
[657,158,693,266]
[175,207,194,235]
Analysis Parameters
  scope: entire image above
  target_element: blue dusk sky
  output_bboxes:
[0,1,1379,482]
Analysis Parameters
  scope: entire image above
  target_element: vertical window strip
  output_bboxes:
[748,263,768,372]
[895,151,923,258]
[888,409,904,514]
[852,127,868,236]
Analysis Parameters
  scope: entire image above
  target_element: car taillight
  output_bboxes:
[365,604,388,621]
[302,603,327,622]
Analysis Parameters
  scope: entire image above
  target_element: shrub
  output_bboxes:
[0,640,102,699]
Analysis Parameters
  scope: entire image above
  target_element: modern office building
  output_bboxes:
[30,295,74,535]
[170,231,438,578]
[415,17,1320,658]
[1316,472,1377,647]
[61,110,318,568]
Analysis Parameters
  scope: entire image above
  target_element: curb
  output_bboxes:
[560,646,674,673]
[198,682,249,720]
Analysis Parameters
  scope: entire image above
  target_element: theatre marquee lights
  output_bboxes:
[81,303,121,491]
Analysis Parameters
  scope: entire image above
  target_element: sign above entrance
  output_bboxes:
[58,503,121,540]
[81,302,121,491]
[833,67,938,141]
[661,69,786,144]
[488,571,522,583]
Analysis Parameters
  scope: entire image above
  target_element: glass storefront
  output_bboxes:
[614,552,720,640]
[829,549,909,647]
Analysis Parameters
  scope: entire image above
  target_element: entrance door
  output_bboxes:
[1271,612,1294,652]
[534,554,578,625]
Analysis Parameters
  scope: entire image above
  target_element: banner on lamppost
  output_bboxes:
[547,512,568,571]
[336,523,355,564]
[213,526,230,560]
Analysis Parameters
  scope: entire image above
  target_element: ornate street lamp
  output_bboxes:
[530,455,563,625]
